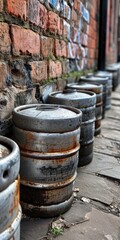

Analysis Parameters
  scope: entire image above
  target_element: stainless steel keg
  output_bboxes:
[66,82,103,136]
[12,104,82,217]
[95,71,112,110]
[46,90,96,167]
[106,64,119,91]
[80,76,108,118]
[0,136,21,240]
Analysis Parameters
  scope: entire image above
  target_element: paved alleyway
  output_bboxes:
[21,86,120,240]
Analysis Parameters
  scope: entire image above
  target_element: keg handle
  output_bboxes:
[36,105,59,111]
[63,89,77,93]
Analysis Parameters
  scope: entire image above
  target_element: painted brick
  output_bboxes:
[62,60,70,74]
[63,20,70,40]
[81,32,88,47]
[78,16,82,30]
[41,36,54,57]
[7,0,27,20]
[49,0,60,11]
[71,27,80,43]
[39,3,48,30]
[49,60,62,78]
[58,17,63,35]
[0,62,7,90]
[48,11,59,34]
[30,61,47,82]
[82,7,89,23]
[29,0,39,25]
[73,0,79,12]
[63,1,71,20]
[11,25,40,56]
[67,42,77,59]
[71,9,78,27]
[82,20,88,33]
[76,44,85,59]
[54,39,67,57]
[0,23,11,54]
[0,0,3,12]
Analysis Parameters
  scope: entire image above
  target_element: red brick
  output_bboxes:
[0,0,3,12]
[81,32,88,47]
[0,62,7,90]
[90,5,96,19]
[39,3,48,30]
[48,11,58,34]
[30,61,47,82]
[0,23,11,54]
[62,60,69,74]
[54,39,67,57]
[11,25,40,56]
[67,42,77,59]
[88,48,96,59]
[7,0,27,20]
[63,20,70,39]
[29,0,39,25]
[49,60,62,78]
[41,36,54,57]
[71,9,78,27]
[58,17,63,36]
[74,0,80,12]
[88,37,97,49]
[63,1,71,20]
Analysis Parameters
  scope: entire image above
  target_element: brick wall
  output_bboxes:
[117,16,120,61]
[106,0,119,65]
[0,0,118,135]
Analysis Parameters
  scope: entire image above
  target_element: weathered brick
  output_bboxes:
[0,23,11,54]
[49,0,60,11]
[58,17,63,35]
[63,20,70,40]
[71,27,80,43]
[39,3,48,30]
[63,1,71,20]
[88,37,97,49]
[0,62,7,90]
[88,48,96,59]
[54,39,67,57]
[62,60,70,74]
[30,61,47,82]
[67,42,77,59]
[41,36,54,57]
[11,25,40,56]
[49,60,62,78]
[48,11,58,34]
[0,0,3,12]
[29,0,39,25]
[7,0,27,20]
[81,32,88,47]
[76,44,86,59]
[71,9,78,27]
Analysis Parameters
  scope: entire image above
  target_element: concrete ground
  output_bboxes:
[21,85,120,240]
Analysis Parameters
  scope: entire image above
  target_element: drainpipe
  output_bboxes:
[98,0,108,70]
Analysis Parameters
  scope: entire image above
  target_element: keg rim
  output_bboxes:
[13,104,82,133]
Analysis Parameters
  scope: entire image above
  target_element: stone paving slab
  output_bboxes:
[75,171,120,206]
[101,117,120,130]
[56,208,120,240]
[101,129,120,142]
[94,136,120,157]
[80,152,120,180]
[21,217,53,240]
